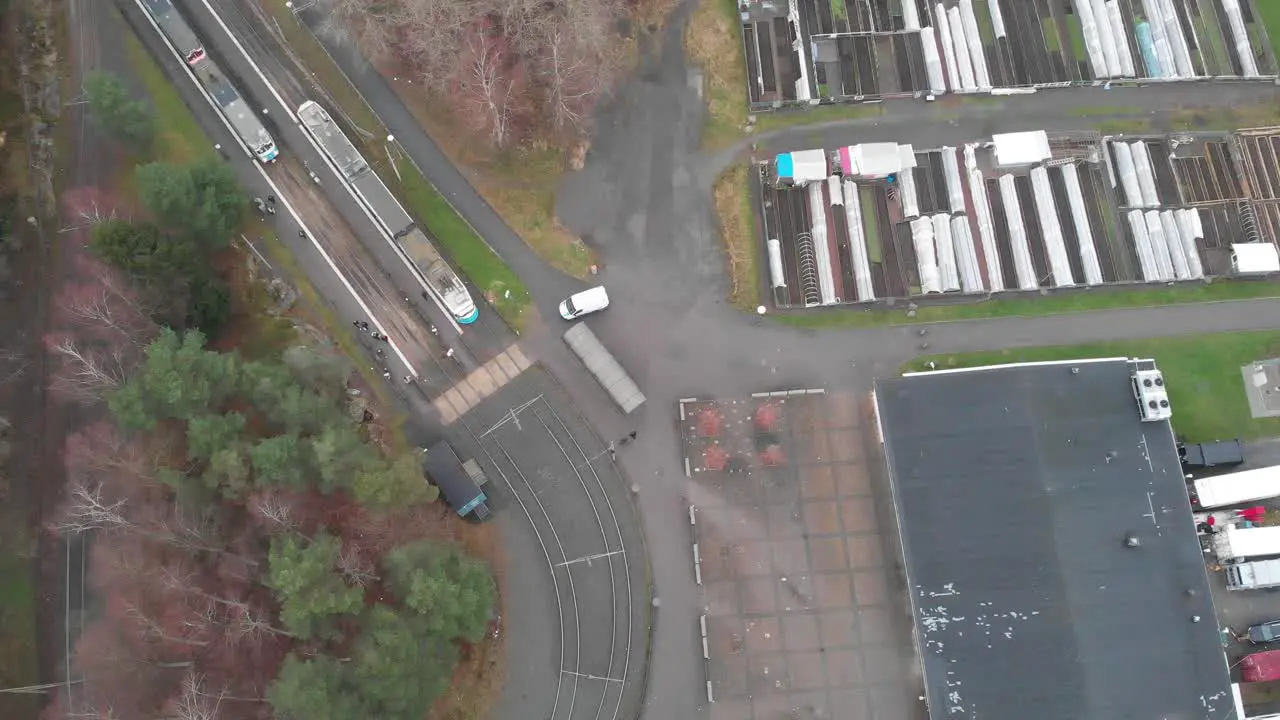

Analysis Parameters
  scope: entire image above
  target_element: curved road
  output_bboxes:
[210,2,1280,720]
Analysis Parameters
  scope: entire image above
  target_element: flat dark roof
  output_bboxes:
[423,441,481,512]
[875,359,1231,720]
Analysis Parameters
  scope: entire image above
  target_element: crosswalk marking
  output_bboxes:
[433,343,533,424]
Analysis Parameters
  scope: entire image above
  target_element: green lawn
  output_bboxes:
[1042,17,1062,53]
[0,552,37,717]
[753,102,884,133]
[1252,0,1280,70]
[1065,15,1086,60]
[859,186,881,263]
[904,331,1280,442]
[125,34,212,163]
[776,280,1280,328]
[393,159,531,328]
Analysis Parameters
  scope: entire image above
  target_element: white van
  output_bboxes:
[559,286,609,320]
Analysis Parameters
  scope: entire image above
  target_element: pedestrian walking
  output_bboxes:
[359,321,370,331]
[352,320,362,329]
[403,375,412,384]
[382,370,391,379]
[444,348,455,359]
[629,430,637,440]
[429,324,438,335]
[267,194,275,204]
[298,230,306,239]
[375,348,384,356]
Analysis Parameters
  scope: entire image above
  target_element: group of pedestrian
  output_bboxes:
[607,431,639,460]
[254,195,277,216]
[352,320,390,342]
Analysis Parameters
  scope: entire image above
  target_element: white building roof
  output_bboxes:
[992,130,1052,167]
[788,149,829,184]
[1232,243,1280,274]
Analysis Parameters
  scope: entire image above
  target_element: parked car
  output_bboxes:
[1179,438,1245,469]
[1249,620,1280,644]
[559,286,609,320]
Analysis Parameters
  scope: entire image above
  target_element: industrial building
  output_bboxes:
[873,358,1236,720]
[760,128,1280,309]
[737,0,1276,111]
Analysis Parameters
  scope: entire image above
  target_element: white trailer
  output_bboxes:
[1194,465,1280,509]
[1214,525,1280,563]
[1226,558,1280,590]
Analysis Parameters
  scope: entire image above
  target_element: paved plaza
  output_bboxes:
[681,390,924,720]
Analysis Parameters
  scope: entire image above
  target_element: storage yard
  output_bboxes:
[760,128,1280,309]
[739,0,1277,107]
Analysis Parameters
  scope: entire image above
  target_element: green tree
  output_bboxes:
[186,412,247,461]
[84,71,155,153]
[384,541,495,643]
[266,532,363,639]
[184,274,231,337]
[310,423,376,493]
[135,158,247,250]
[267,654,368,720]
[109,329,239,430]
[251,433,310,489]
[349,606,458,718]
[353,453,437,510]
[204,444,251,496]
[91,219,200,284]
[240,360,341,434]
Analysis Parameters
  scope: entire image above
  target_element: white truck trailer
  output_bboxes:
[1213,525,1280,563]
[1193,465,1280,509]
[1225,558,1280,590]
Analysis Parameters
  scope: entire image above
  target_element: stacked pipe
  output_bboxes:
[841,180,877,302]
[1030,166,1076,287]
[807,183,838,304]
[1060,164,1104,286]
[1127,209,1159,281]
[999,174,1037,290]
[911,216,942,294]
[932,212,961,292]
[965,145,1004,291]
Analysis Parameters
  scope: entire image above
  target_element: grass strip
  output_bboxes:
[714,163,761,310]
[777,280,1280,328]
[688,0,749,151]
[904,330,1280,442]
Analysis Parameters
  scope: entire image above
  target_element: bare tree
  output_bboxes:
[222,599,294,647]
[124,603,210,648]
[59,272,152,346]
[248,492,298,534]
[46,337,129,403]
[337,543,379,587]
[461,32,515,148]
[538,27,606,136]
[53,478,131,534]
[170,673,223,720]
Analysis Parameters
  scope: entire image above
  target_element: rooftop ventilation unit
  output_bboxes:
[1132,368,1172,422]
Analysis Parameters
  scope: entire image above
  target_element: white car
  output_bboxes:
[559,286,609,320]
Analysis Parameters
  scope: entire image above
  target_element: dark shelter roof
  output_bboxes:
[875,359,1231,720]
[423,440,481,512]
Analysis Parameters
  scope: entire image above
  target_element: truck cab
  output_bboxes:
[1179,438,1245,469]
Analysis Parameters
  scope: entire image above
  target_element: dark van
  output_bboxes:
[423,441,492,521]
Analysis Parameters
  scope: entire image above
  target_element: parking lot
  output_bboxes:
[680,390,923,720]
